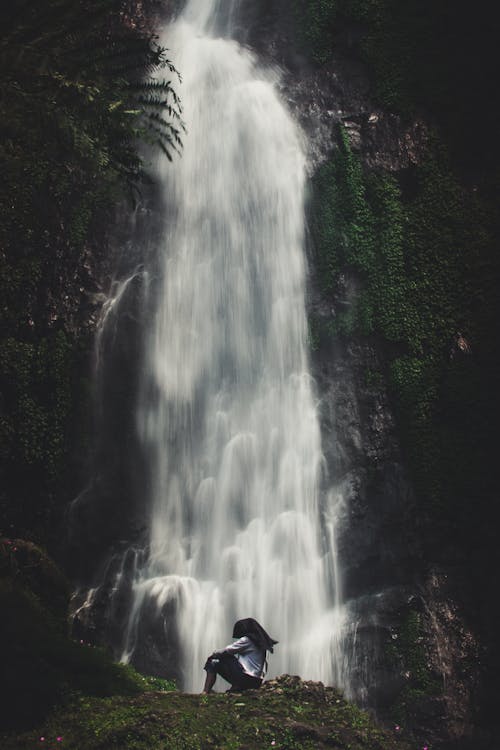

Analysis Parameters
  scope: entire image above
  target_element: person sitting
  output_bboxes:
[203,617,278,693]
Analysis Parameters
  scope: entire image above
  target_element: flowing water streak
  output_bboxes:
[124,0,344,690]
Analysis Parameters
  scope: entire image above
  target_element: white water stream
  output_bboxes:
[121,0,345,691]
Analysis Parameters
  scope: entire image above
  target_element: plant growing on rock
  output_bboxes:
[0,0,183,547]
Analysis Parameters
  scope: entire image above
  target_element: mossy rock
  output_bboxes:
[0,539,162,731]
[0,538,70,625]
[1,675,415,750]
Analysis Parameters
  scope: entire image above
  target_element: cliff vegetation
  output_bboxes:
[294,0,500,741]
[0,0,182,549]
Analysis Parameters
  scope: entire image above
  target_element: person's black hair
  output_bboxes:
[232,618,278,653]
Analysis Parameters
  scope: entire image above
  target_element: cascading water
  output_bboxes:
[89,0,347,692]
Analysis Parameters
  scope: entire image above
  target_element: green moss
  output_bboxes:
[311,131,411,343]
[310,125,375,293]
[292,0,339,65]
[0,330,86,540]
[386,610,441,726]
[293,0,498,153]
[364,367,384,389]
[0,676,414,750]
[310,126,499,527]
[0,538,70,622]
[0,0,183,550]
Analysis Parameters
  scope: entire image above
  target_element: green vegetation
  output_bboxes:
[1,675,414,750]
[0,0,182,547]
[292,0,338,65]
[310,125,499,533]
[0,537,175,732]
[293,0,499,167]
[296,1,499,738]
[386,609,441,726]
[0,332,85,540]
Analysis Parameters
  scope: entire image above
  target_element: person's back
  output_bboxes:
[217,634,266,678]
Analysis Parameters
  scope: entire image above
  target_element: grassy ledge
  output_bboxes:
[1,675,417,750]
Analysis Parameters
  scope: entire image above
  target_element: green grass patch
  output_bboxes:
[0,676,415,750]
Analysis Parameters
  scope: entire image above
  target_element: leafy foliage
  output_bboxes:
[310,126,500,532]
[292,0,338,65]
[0,332,82,538]
[300,4,500,732]
[0,0,183,187]
[0,0,182,547]
[293,0,499,167]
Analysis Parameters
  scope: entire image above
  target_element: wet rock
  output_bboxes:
[239,2,430,173]
[418,569,481,746]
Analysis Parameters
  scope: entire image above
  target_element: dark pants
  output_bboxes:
[204,653,262,690]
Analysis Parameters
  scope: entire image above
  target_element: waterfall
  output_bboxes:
[109,0,345,691]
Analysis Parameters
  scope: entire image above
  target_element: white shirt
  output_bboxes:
[220,635,266,679]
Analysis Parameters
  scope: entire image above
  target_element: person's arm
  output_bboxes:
[214,636,250,656]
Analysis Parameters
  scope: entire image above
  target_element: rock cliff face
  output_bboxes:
[307,282,483,749]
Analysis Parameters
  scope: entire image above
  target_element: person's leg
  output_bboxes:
[217,654,261,691]
[203,671,216,693]
[216,653,243,687]
[226,674,262,692]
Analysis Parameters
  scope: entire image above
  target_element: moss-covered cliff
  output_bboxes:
[0,0,181,550]
[310,124,499,548]
[292,0,499,169]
